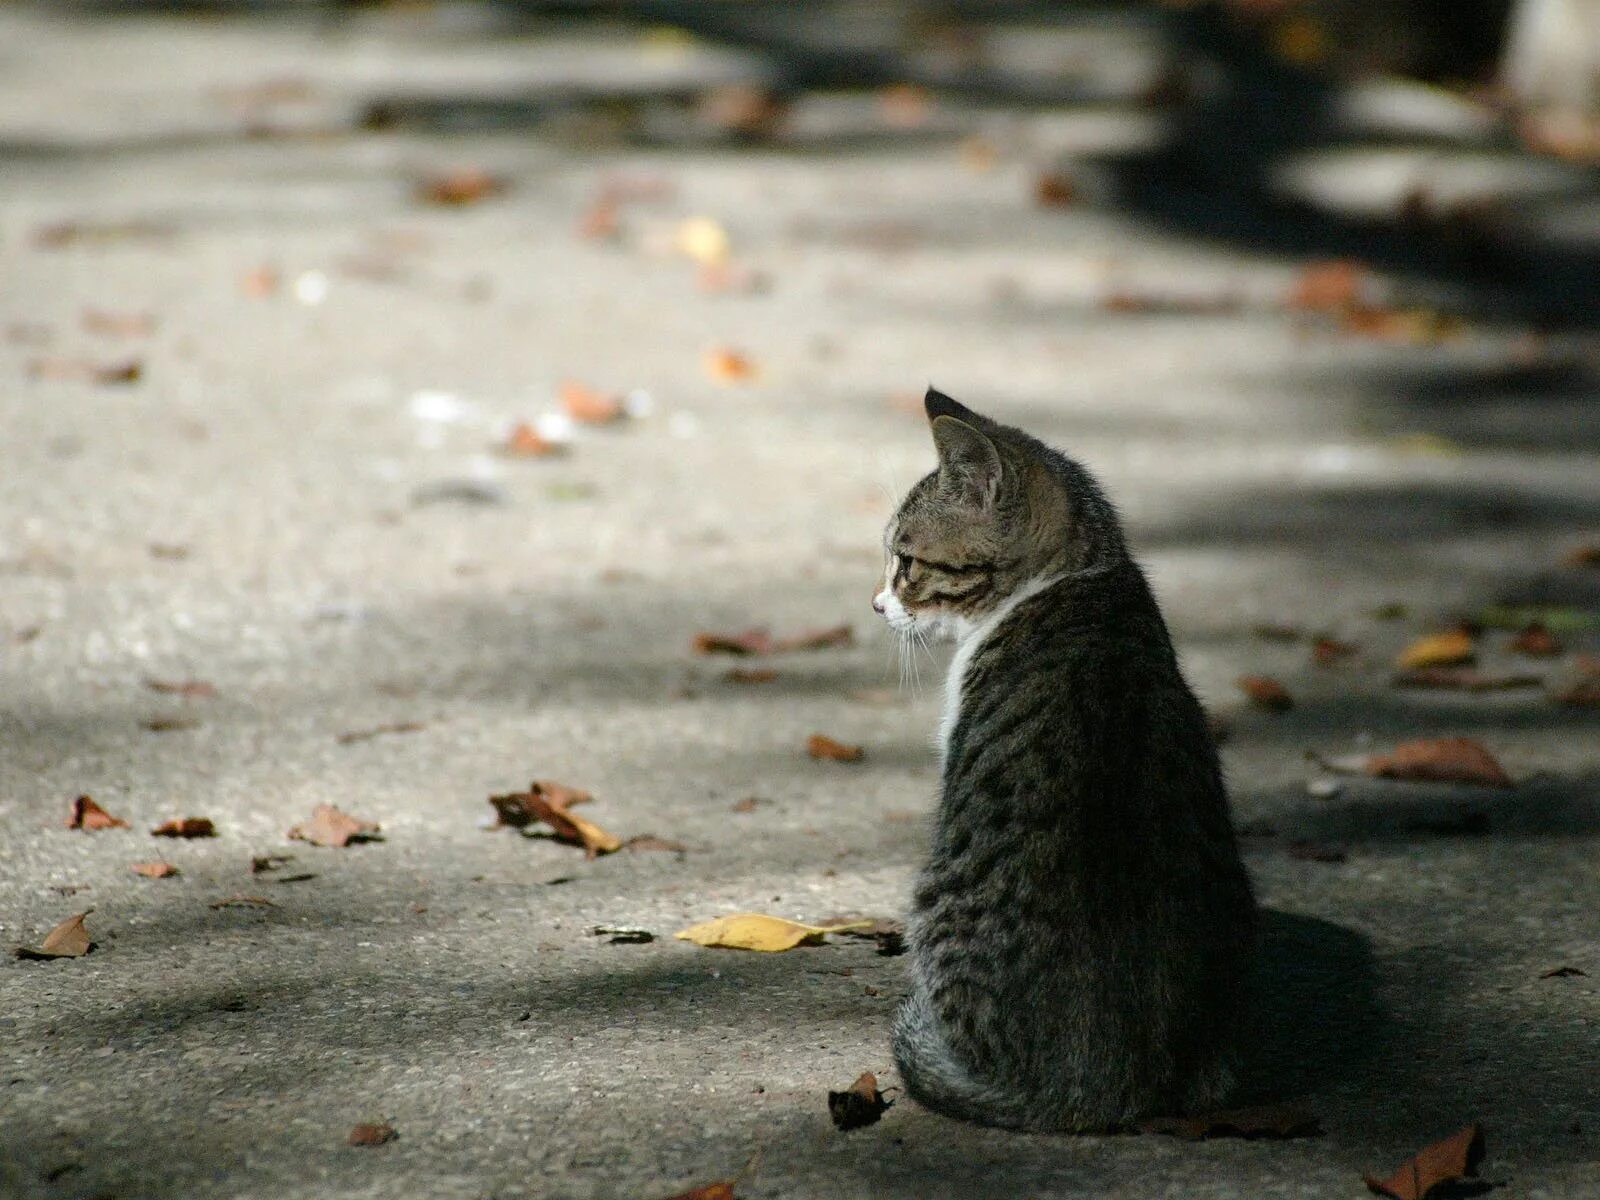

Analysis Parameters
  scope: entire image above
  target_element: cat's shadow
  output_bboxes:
[1236,908,1381,1103]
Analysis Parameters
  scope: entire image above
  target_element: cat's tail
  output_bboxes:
[891,994,1040,1131]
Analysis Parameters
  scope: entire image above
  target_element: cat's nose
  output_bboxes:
[871,594,886,615]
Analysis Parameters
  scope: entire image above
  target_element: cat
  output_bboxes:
[873,388,1258,1132]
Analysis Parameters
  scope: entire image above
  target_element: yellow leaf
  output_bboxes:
[1397,629,1475,669]
[674,913,868,953]
[564,810,623,857]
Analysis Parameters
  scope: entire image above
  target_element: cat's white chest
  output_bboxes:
[936,574,1060,763]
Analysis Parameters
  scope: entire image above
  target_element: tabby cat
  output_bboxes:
[873,388,1257,1132]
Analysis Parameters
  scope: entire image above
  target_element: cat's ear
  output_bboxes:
[924,387,978,424]
[931,415,1002,509]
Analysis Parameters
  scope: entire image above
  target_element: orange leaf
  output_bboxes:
[807,734,863,763]
[501,421,562,458]
[488,781,620,858]
[130,861,179,878]
[67,794,129,831]
[703,347,757,383]
[1237,675,1293,712]
[1312,637,1357,667]
[15,910,94,960]
[1365,738,1512,788]
[416,168,506,207]
[828,1071,893,1130]
[1287,260,1366,312]
[288,804,381,848]
[347,1123,397,1147]
[693,629,776,656]
[559,381,625,424]
[1364,1124,1484,1200]
[1509,623,1561,657]
[661,1183,735,1200]
[1397,630,1475,670]
[151,817,216,838]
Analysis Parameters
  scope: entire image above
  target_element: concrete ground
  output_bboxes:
[3,6,1600,1198]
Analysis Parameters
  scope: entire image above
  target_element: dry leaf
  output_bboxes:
[730,797,760,813]
[288,804,381,848]
[1397,630,1476,669]
[703,348,757,383]
[808,734,864,762]
[1366,738,1512,788]
[1237,675,1293,712]
[624,835,686,854]
[592,926,654,944]
[693,629,775,656]
[1541,966,1586,978]
[1139,1102,1321,1140]
[501,422,563,458]
[82,309,156,338]
[675,913,868,952]
[559,381,625,424]
[336,721,425,745]
[151,817,216,838]
[1392,668,1542,692]
[1565,544,1600,568]
[1312,637,1358,666]
[210,895,276,909]
[661,1182,735,1200]
[67,795,129,831]
[488,781,620,858]
[144,678,217,699]
[725,668,778,684]
[242,264,280,297]
[1509,624,1561,657]
[697,82,787,139]
[1553,678,1600,707]
[778,625,853,652]
[829,1071,893,1130]
[1288,260,1367,312]
[130,861,179,878]
[15,911,94,960]
[347,1123,397,1147]
[879,83,930,128]
[1035,173,1079,207]
[416,168,506,207]
[1364,1123,1484,1200]
[576,193,619,241]
[28,357,142,386]
[143,717,200,732]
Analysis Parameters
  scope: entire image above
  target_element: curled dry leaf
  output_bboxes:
[807,734,864,763]
[1392,668,1542,692]
[703,347,757,384]
[151,817,216,838]
[130,861,179,879]
[68,794,129,831]
[1366,738,1512,788]
[15,911,94,960]
[559,381,625,424]
[1364,1123,1485,1200]
[1509,623,1562,657]
[1397,630,1475,670]
[1139,1102,1322,1140]
[416,168,505,207]
[488,781,620,858]
[828,1071,893,1131]
[288,804,382,848]
[347,1123,397,1147]
[675,913,869,953]
[1312,637,1358,667]
[1237,675,1293,712]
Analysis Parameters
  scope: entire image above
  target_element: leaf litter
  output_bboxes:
[15,911,94,960]
[67,795,128,831]
[1364,1124,1485,1200]
[1237,675,1293,712]
[693,625,852,656]
[488,781,621,858]
[807,734,864,762]
[288,804,382,848]
[828,1072,894,1131]
[130,861,179,879]
[675,914,871,952]
[151,817,216,838]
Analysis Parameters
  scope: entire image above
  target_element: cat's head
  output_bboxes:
[873,388,1118,638]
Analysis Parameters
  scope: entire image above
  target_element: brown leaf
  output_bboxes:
[559,381,625,424]
[251,854,293,874]
[730,797,760,813]
[82,308,156,338]
[210,895,276,909]
[1541,966,1586,979]
[828,1071,893,1131]
[1035,172,1079,207]
[241,264,280,297]
[67,794,129,831]
[1397,630,1476,670]
[696,82,788,138]
[15,910,95,960]
[151,817,216,838]
[347,1123,397,1147]
[488,781,620,858]
[693,629,775,656]
[1237,675,1293,712]
[1312,637,1358,667]
[1288,260,1367,312]
[335,721,425,745]
[130,861,179,878]
[879,83,931,128]
[1366,738,1513,788]
[1509,623,1562,657]
[624,835,687,854]
[144,678,217,699]
[1392,668,1543,692]
[703,347,757,384]
[807,734,864,763]
[501,422,563,458]
[288,804,381,848]
[776,624,853,652]
[28,356,142,386]
[1139,1102,1322,1140]
[1566,543,1600,568]
[1364,1124,1485,1200]
[142,716,200,732]
[725,668,778,684]
[661,1182,735,1200]
[1288,841,1347,863]
[416,168,506,207]
[1553,678,1600,707]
